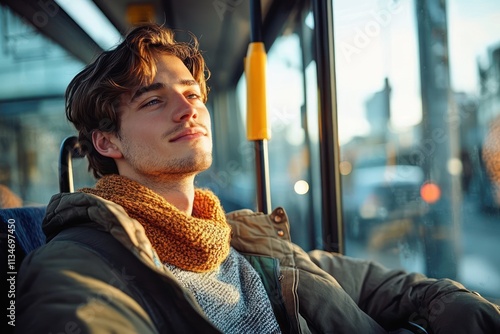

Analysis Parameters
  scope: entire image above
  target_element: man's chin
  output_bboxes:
[198,156,213,173]
[185,153,212,174]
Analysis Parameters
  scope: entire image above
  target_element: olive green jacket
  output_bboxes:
[15,192,500,333]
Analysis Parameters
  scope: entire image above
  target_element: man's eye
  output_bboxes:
[142,98,161,107]
[187,93,201,100]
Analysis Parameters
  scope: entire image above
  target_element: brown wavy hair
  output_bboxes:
[65,23,210,178]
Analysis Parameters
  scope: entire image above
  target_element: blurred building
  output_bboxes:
[365,78,391,143]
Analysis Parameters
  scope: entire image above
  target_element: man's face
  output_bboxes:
[111,54,212,180]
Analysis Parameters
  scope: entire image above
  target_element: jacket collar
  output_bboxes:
[43,192,165,270]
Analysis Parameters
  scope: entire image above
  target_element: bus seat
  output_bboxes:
[0,206,45,334]
[0,135,81,274]
[0,206,46,268]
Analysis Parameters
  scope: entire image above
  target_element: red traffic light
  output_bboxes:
[420,182,441,204]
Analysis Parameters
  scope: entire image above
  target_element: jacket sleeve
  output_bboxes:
[308,250,500,333]
[15,241,159,334]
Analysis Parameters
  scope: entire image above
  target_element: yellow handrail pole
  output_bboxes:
[246,0,271,213]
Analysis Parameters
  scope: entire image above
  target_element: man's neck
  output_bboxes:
[123,173,196,215]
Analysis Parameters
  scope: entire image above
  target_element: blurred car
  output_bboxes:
[342,162,428,240]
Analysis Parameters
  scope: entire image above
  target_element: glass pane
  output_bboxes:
[333,0,500,303]
[0,6,94,205]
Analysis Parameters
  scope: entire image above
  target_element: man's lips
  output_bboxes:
[169,127,207,142]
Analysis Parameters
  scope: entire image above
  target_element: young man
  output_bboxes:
[16,23,500,334]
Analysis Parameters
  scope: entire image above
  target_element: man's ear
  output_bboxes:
[92,131,123,159]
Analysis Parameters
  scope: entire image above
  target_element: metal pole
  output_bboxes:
[312,0,343,253]
[246,0,271,213]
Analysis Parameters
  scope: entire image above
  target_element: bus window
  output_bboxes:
[199,3,323,251]
[333,0,500,304]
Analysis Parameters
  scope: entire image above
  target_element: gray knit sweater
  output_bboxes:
[165,247,282,334]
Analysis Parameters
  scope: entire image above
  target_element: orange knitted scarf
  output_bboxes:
[80,174,231,273]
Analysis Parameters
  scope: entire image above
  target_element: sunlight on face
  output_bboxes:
[115,54,213,181]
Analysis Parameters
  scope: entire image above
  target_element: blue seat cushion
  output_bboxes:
[0,206,46,255]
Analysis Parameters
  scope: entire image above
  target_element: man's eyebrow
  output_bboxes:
[179,79,199,88]
[131,82,165,103]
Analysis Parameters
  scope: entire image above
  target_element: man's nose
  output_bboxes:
[172,94,198,121]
